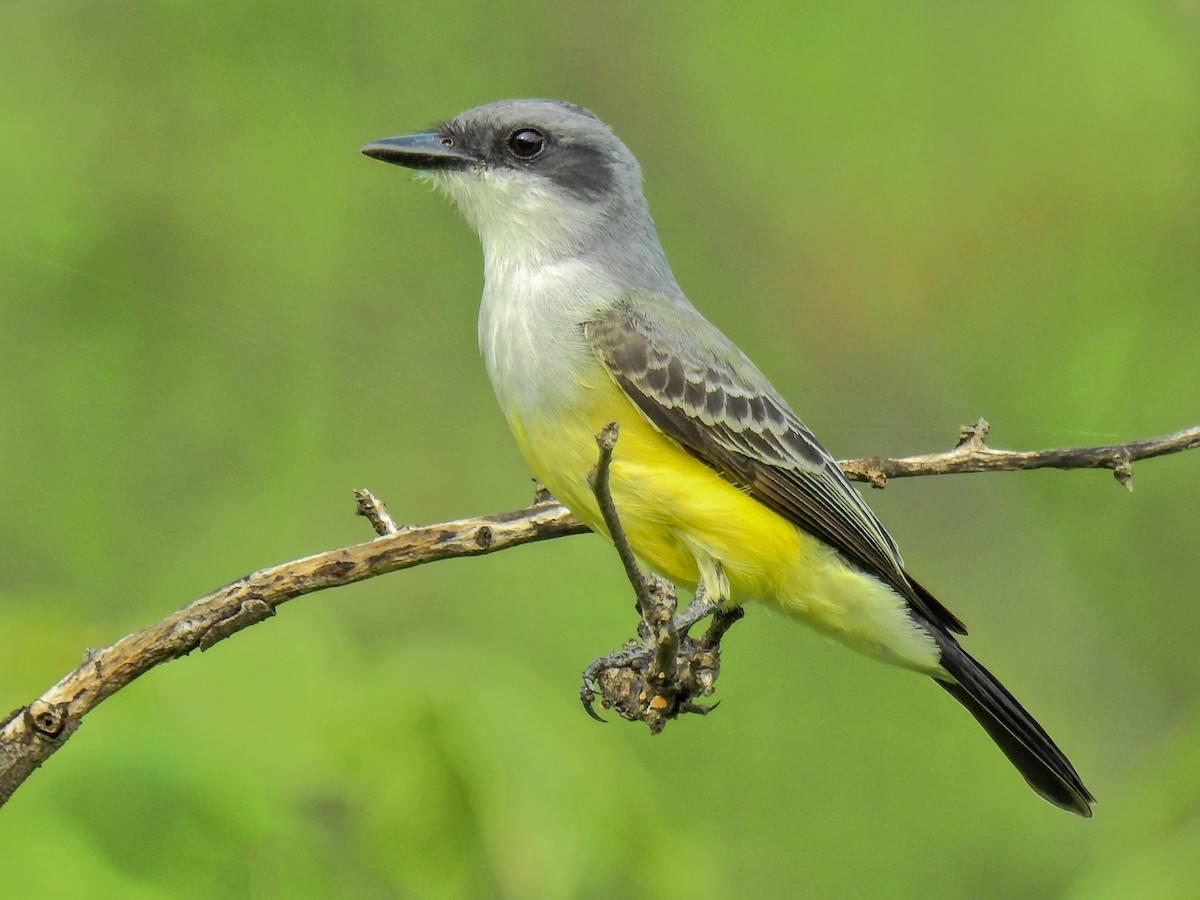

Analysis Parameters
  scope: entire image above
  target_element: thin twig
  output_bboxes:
[839,420,1200,490]
[588,423,654,620]
[354,488,400,535]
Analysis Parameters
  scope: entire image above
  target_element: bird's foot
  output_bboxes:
[582,425,745,732]
[579,579,744,733]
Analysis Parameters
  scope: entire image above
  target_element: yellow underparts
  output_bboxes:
[509,375,940,674]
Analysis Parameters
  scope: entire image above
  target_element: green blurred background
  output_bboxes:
[2,1,1199,897]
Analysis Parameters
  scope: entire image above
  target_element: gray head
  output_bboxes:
[363,99,675,287]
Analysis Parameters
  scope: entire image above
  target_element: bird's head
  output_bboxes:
[362,99,657,264]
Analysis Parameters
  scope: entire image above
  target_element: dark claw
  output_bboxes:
[580,683,607,722]
[680,699,721,716]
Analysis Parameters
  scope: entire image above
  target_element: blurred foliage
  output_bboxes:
[2,1,1199,897]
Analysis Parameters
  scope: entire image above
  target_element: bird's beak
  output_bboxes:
[360,132,476,171]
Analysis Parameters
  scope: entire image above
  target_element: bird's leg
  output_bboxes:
[581,424,744,732]
[674,580,719,631]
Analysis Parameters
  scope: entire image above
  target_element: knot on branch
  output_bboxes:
[860,459,891,489]
[24,700,71,740]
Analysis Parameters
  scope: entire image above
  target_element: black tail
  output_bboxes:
[934,635,1094,817]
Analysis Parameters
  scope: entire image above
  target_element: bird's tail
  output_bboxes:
[933,634,1094,816]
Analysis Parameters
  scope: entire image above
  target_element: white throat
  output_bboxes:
[431,167,670,422]
[438,168,604,268]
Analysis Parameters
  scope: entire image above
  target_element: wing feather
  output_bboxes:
[586,295,967,636]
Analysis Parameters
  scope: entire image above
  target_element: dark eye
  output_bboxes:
[507,128,545,159]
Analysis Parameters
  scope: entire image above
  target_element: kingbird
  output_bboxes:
[362,99,1094,816]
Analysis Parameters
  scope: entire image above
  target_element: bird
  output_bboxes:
[361,99,1094,816]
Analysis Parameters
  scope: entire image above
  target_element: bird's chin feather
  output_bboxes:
[413,169,448,189]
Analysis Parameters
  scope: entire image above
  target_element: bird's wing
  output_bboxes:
[585,293,966,636]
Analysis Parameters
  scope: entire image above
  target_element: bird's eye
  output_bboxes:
[507,128,545,159]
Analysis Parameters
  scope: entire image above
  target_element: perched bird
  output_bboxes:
[362,99,1094,816]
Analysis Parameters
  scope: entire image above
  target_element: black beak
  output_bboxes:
[360,132,476,171]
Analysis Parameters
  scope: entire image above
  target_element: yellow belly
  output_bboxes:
[508,373,940,672]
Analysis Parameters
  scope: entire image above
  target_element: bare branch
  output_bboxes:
[0,500,586,807]
[840,420,1200,490]
[2,421,1197,806]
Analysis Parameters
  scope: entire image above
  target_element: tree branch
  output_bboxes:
[2,421,1196,807]
[0,500,586,808]
[587,422,655,621]
[840,419,1200,490]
